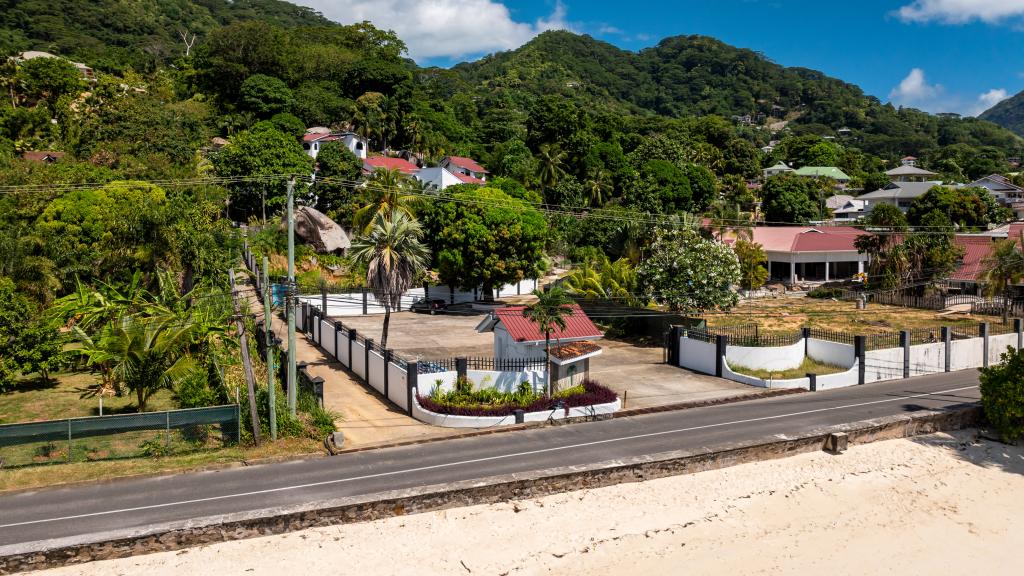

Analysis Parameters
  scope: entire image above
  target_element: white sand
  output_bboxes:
[43,430,1024,576]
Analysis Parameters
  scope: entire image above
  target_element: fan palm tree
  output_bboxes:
[982,235,1024,322]
[536,144,567,193]
[350,210,430,348]
[522,286,574,395]
[353,168,421,233]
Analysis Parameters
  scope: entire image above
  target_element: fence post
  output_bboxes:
[854,335,865,385]
[981,322,990,369]
[165,411,171,450]
[801,327,810,356]
[456,357,468,379]
[407,361,418,416]
[941,326,951,373]
[349,328,357,371]
[900,330,910,379]
[807,373,817,392]
[668,326,682,366]
[365,339,372,382]
[1016,318,1023,351]
[715,335,728,378]
[321,286,328,317]
[67,419,72,462]
[362,288,368,315]
[384,350,391,399]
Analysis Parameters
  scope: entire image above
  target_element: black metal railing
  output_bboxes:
[465,357,546,371]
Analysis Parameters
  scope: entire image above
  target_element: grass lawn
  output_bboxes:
[705,297,1004,335]
[0,372,175,424]
[729,356,847,380]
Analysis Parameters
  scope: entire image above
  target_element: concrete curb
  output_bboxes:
[0,406,982,574]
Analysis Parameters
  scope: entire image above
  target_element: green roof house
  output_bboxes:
[793,166,851,183]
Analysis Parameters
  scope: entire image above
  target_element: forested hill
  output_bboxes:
[980,90,1024,137]
[452,31,1021,157]
[0,0,336,72]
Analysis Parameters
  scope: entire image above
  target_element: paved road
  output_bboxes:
[0,370,981,551]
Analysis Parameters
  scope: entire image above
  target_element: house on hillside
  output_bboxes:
[856,181,944,213]
[970,174,1024,220]
[793,166,852,186]
[415,166,485,191]
[763,161,794,179]
[885,164,938,183]
[744,226,868,284]
[16,51,94,81]
[21,151,65,163]
[945,234,1000,295]
[362,156,420,176]
[900,156,918,167]
[825,194,865,221]
[476,304,604,390]
[441,156,488,182]
[302,129,367,160]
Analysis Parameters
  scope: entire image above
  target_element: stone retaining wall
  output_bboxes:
[0,407,982,574]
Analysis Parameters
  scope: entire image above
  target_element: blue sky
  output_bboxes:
[295,0,1024,115]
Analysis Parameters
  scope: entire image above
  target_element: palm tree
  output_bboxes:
[353,168,422,233]
[522,286,574,395]
[583,169,613,207]
[350,210,430,348]
[75,315,202,412]
[536,144,567,193]
[981,235,1024,322]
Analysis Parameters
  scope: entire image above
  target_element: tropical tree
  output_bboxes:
[981,234,1024,322]
[522,286,574,395]
[353,168,421,232]
[637,227,741,313]
[583,169,613,207]
[562,256,642,306]
[734,240,769,291]
[536,144,567,193]
[350,210,430,348]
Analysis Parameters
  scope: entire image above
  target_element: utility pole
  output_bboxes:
[286,177,298,417]
[229,268,261,447]
[263,256,277,441]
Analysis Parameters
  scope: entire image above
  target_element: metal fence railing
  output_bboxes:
[865,332,901,351]
[0,405,239,469]
[418,358,457,374]
[465,357,547,371]
[807,328,856,345]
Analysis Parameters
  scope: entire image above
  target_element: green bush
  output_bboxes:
[979,347,1024,442]
[807,286,845,299]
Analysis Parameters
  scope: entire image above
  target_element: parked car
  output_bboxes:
[410,298,447,315]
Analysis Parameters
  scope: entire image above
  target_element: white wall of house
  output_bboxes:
[343,134,367,159]
[415,167,463,191]
[726,339,805,372]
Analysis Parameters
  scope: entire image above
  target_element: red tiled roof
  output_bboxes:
[363,156,420,175]
[446,156,488,173]
[950,235,996,282]
[750,226,865,253]
[453,171,485,184]
[494,304,604,343]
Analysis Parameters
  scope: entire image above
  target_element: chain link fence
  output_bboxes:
[0,405,239,469]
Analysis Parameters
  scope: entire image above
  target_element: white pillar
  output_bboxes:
[825,260,830,282]
[790,259,797,284]
[857,260,865,274]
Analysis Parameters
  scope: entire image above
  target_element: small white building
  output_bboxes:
[441,156,489,182]
[763,161,795,179]
[476,304,604,390]
[415,166,485,191]
[302,129,367,160]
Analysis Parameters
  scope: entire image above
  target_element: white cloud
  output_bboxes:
[293,0,570,61]
[889,68,942,104]
[970,88,1010,115]
[897,0,1024,24]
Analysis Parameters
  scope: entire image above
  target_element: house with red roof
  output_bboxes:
[302,128,367,160]
[362,156,420,176]
[441,156,488,182]
[946,225,1024,294]
[744,226,869,284]
[414,166,485,191]
[476,304,604,390]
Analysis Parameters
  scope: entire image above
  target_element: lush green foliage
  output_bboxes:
[761,174,821,224]
[734,240,768,291]
[637,227,740,312]
[419,377,617,417]
[978,347,1024,442]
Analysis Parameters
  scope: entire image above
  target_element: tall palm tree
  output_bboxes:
[536,144,567,194]
[350,210,430,348]
[522,286,574,395]
[354,168,421,233]
[584,169,613,207]
[982,235,1024,322]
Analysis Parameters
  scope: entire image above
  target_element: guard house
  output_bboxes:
[748,226,868,284]
[476,304,604,390]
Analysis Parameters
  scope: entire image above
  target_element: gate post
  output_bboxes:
[900,330,910,379]
[456,357,468,380]
[981,322,990,368]
[941,326,951,372]
[854,335,866,385]
[715,335,728,378]
[383,349,391,399]
[807,373,817,392]
[406,361,418,416]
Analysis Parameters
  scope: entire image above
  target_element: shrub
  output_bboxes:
[979,347,1024,442]
[418,379,617,417]
[807,286,845,299]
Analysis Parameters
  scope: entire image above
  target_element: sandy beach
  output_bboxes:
[41,430,1024,576]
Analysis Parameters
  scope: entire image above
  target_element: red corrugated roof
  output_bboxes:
[453,171,485,184]
[446,156,489,173]
[494,304,604,343]
[950,235,996,282]
[363,156,420,175]
[750,226,865,253]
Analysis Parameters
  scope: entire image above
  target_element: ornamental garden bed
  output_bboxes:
[416,378,617,418]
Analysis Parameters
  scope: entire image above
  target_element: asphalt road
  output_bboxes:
[0,370,981,552]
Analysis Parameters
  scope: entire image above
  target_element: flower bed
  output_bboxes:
[416,378,617,417]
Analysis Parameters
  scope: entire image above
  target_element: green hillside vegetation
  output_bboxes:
[980,89,1024,137]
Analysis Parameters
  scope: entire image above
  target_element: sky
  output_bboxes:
[292,0,1024,116]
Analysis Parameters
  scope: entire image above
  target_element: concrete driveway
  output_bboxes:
[333,311,758,410]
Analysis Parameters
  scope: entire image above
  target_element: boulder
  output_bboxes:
[293,206,350,253]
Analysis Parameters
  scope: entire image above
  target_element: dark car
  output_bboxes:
[410,297,447,315]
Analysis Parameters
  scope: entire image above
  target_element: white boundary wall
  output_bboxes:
[412,394,621,428]
[387,363,408,410]
[351,340,366,380]
[467,369,546,394]
[807,339,855,368]
[950,337,984,372]
[909,342,944,376]
[319,320,335,357]
[989,333,1018,365]
[727,339,805,372]
[679,337,716,375]
[419,371,458,395]
[367,351,386,395]
[865,348,903,383]
[300,278,539,317]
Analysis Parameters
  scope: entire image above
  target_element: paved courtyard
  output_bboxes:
[335,311,758,409]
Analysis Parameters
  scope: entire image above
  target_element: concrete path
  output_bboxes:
[246,286,454,450]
